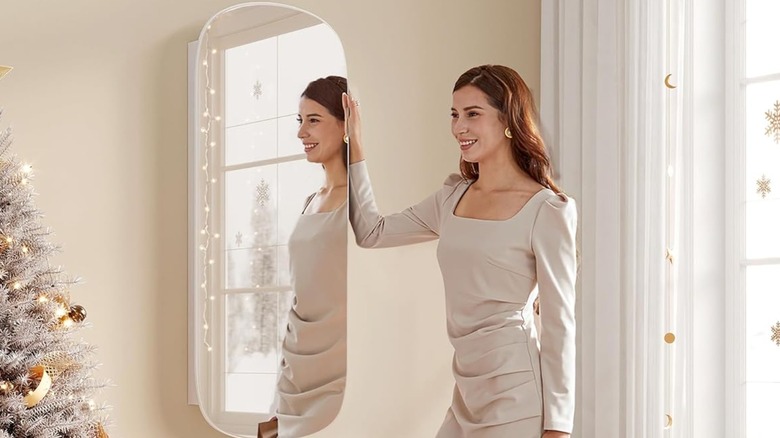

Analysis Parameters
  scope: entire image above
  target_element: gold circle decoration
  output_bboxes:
[664,332,676,344]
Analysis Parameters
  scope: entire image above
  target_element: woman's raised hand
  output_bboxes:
[342,91,364,163]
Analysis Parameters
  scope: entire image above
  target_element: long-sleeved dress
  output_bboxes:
[275,193,347,438]
[348,160,577,437]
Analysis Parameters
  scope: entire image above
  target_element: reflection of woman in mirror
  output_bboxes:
[344,65,576,438]
[261,76,348,438]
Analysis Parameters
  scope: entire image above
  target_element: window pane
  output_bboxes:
[225,165,279,251]
[745,81,780,258]
[277,23,348,116]
[225,37,278,127]
[746,1,780,78]
[745,265,780,383]
[747,382,780,437]
[225,118,278,166]
[225,373,277,413]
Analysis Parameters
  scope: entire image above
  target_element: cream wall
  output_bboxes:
[0,1,540,437]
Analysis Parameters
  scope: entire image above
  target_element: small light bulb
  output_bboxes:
[203,324,209,329]
[199,245,205,251]
[209,89,215,95]
[202,165,207,170]
[62,317,74,328]
[203,111,209,117]
[210,295,215,301]
[211,178,216,183]
[21,164,32,174]
[207,346,213,352]
[204,206,210,213]
[215,116,221,121]
[201,282,206,288]
[210,141,216,147]
[21,246,28,253]
[13,282,21,289]
[208,259,214,265]
[202,60,208,66]
[211,48,217,54]
[21,179,28,185]
[200,127,207,133]
[214,233,220,239]
[200,229,206,235]
[37,295,49,303]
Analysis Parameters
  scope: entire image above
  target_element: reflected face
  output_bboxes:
[297,97,345,164]
[451,85,509,163]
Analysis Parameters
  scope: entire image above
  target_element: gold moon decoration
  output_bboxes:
[665,414,673,429]
[23,365,52,407]
[664,332,676,344]
[664,74,677,89]
[0,66,12,81]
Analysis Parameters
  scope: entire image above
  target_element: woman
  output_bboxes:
[261,76,348,438]
[344,65,576,438]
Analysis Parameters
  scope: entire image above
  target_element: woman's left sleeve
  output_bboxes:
[531,193,578,433]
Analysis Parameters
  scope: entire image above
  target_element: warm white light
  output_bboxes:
[210,296,215,301]
[204,206,210,213]
[214,116,221,121]
[214,233,220,239]
[203,324,209,329]
[200,127,207,133]
[202,60,208,66]
[200,229,206,235]
[203,111,209,117]
[37,295,49,303]
[209,89,215,95]
[211,49,217,54]
[62,317,74,328]
[207,347,213,352]
[210,141,216,147]
[13,282,21,290]
[21,164,32,174]
[199,245,205,251]
[208,259,214,265]
[202,165,207,170]
[21,246,28,254]
[55,305,67,317]
[211,178,216,183]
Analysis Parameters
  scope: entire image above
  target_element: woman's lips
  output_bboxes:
[459,139,477,151]
[303,143,318,153]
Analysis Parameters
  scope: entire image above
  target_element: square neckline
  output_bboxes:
[450,181,550,223]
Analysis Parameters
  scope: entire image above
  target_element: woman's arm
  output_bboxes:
[532,193,578,434]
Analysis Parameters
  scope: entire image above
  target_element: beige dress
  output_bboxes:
[275,193,347,438]
[349,161,577,437]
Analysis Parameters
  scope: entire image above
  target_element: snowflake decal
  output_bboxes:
[757,174,772,199]
[765,101,780,144]
[235,231,243,247]
[253,80,263,100]
[772,321,780,346]
[255,179,270,206]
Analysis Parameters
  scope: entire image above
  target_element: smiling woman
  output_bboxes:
[345,64,576,438]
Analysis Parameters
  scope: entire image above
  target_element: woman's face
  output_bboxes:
[297,97,345,164]
[451,85,509,164]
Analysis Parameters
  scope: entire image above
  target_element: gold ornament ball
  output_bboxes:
[68,304,87,323]
[664,332,676,344]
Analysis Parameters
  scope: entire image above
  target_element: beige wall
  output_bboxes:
[0,1,539,437]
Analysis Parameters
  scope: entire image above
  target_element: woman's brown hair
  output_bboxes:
[453,65,561,194]
[301,75,348,168]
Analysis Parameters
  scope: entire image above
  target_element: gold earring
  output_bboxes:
[343,134,349,143]
[504,127,513,139]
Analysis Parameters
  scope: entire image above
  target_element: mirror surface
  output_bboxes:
[190,3,348,437]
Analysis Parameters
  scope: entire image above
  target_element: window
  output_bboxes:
[732,0,780,435]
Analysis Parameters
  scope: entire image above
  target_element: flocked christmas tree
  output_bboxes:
[0,110,109,438]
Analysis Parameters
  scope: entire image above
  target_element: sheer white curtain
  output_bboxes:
[541,1,693,437]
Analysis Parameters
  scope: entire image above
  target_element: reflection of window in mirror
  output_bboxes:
[189,8,346,436]
[730,0,780,435]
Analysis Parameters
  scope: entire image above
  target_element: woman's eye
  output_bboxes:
[296,118,302,125]
[467,112,479,117]
[450,113,459,119]
[309,118,319,124]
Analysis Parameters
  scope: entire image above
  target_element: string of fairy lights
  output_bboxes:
[199,25,219,354]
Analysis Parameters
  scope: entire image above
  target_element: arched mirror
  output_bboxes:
[188,3,348,437]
